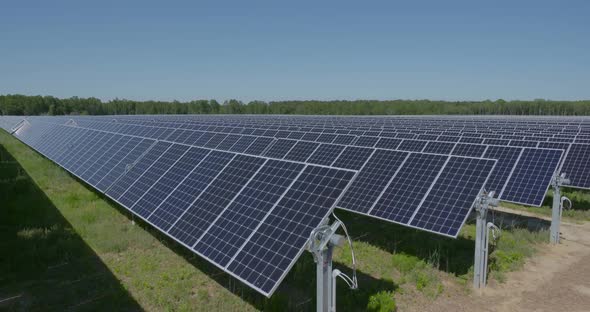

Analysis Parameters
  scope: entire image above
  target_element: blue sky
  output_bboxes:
[1,0,588,102]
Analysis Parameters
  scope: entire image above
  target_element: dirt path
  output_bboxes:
[411,215,590,312]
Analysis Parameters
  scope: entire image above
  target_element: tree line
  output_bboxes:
[1,94,590,116]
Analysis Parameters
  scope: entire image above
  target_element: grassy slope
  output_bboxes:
[0,131,260,311]
[0,130,557,311]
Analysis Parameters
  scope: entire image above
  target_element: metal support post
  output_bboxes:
[65,118,78,127]
[308,220,345,312]
[550,173,571,244]
[473,191,499,289]
[10,119,30,135]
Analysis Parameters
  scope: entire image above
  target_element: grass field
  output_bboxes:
[0,130,572,311]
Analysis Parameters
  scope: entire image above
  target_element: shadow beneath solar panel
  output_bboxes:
[0,144,142,311]
[487,208,551,232]
[333,210,477,276]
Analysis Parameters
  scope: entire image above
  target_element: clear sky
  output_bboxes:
[1,0,588,102]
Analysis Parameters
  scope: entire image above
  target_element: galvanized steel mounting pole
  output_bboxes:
[308,220,345,312]
[473,191,499,289]
[550,173,571,244]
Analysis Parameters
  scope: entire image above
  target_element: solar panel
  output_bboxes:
[307,144,346,166]
[225,165,355,294]
[482,146,522,194]
[263,139,298,159]
[123,144,191,217]
[337,149,408,213]
[283,141,320,162]
[368,153,449,224]
[354,136,379,147]
[194,159,304,266]
[560,144,590,189]
[332,134,356,145]
[375,138,402,150]
[499,148,563,206]
[107,141,173,201]
[397,139,428,152]
[423,141,455,154]
[229,135,256,153]
[133,147,211,218]
[451,143,487,157]
[332,146,375,170]
[167,154,267,247]
[409,157,496,236]
[148,150,234,231]
[244,137,274,155]
[95,138,154,191]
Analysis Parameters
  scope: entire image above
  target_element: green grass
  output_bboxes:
[0,130,569,311]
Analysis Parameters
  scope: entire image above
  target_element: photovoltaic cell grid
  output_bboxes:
[409,157,496,235]
[500,148,564,205]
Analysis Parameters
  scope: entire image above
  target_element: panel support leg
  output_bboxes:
[10,119,30,135]
[550,173,571,244]
[473,191,499,289]
[308,220,345,312]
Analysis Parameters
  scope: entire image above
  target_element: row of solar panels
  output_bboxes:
[62,115,589,191]
[17,116,566,206]
[13,115,590,153]
[2,117,496,296]
[118,115,590,133]
[74,115,590,139]
[76,117,590,142]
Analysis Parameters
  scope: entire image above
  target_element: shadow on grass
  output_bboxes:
[487,208,551,232]
[332,210,476,277]
[0,144,142,311]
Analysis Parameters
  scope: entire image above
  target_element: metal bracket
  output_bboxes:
[473,190,499,289]
[482,222,500,286]
[308,220,345,312]
[65,119,78,127]
[10,119,30,135]
[550,173,571,244]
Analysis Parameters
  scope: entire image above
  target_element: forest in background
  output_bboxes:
[1,94,590,116]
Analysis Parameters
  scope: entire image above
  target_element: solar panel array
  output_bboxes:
[91,114,587,189]
[0,115,500,296]
[25,115,567,207]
